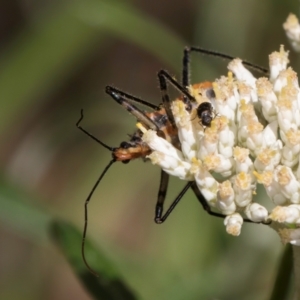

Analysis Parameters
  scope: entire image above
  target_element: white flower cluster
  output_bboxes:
[137,45,300,238]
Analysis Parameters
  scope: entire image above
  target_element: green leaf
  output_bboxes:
[0,177,51,243]
[51,220,137,300]
[269,244,293,300]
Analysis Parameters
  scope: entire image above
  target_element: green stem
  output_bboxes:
[293,245,300,299]
[269,244,293,300]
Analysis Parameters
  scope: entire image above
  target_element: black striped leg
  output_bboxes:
[105,85,159,110]
[182,46,268,84]
[155,181,193,223]
[182,46,191,87]
[157,69,195,116]
[105,86,159,130]
[154,170,169,222]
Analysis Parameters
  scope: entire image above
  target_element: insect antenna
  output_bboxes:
[76,109,115,151]
[81,158,116,277]
[76,110,119,275]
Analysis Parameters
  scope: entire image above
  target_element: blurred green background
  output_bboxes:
[0,0,298,299]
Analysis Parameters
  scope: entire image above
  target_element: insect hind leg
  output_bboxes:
[182,46,269,83]
[190,182,270,224]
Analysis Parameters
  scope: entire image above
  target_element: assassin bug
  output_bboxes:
[77,46,269,275]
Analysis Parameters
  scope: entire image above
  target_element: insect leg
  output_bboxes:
[190,182,270,224]
[183,46,269,77]
[182,46,191,87]
[106,86,159,130]
[154,170,169,222]
[155,181,193,223]
[190,182,227,220]
[105,86,159,110]
[157,69,195,113]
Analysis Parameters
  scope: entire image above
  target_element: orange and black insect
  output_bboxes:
[77,46,269,275]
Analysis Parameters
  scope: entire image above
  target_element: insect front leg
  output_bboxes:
[105,85,159,110]
[157,69,195,113]
[106,86,159,130]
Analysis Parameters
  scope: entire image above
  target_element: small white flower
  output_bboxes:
[228,59,256,89]
[191,158,219,206]
[254,143,282,172]
[171,99,198,161]
[224,213,243,236]
[283,14,300,52]
[244,203,268,222]
[256,77,278,122]
[269,45,290,82]
[274,166,300,204]
[270,205,300,224]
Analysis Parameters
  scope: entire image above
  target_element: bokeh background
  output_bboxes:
[0,0,299,299]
